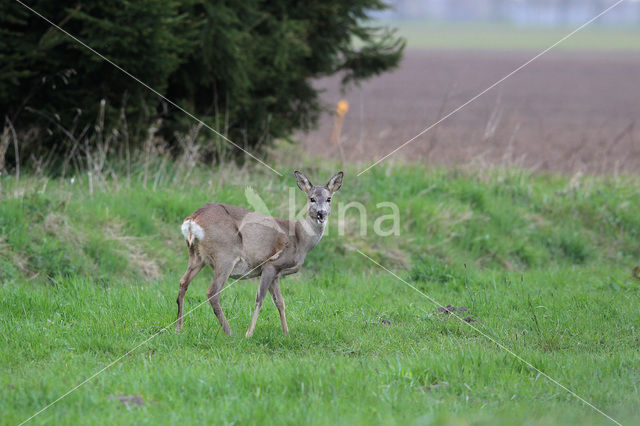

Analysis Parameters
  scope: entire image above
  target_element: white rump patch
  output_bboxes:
[181,219,205,244]
[180,221,190,239]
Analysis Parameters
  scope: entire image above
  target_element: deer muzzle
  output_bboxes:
[316,211,327,224]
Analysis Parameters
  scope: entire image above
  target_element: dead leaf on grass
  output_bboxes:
[435,305,477,323]
[109,395,145,408]
[423,381,449,392]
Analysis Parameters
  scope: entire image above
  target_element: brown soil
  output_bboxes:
[301,49,640,174]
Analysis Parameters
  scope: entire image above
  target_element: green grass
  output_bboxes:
[1,163,639,425]
[385,21,640,50]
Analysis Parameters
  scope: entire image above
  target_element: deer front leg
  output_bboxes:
[269,278,288,334]
[245,265,276,338]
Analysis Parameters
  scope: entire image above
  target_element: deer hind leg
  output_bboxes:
[245,265,277,338]
[206,257,238,336]
[269,278,288,334]
[176,253,204,332]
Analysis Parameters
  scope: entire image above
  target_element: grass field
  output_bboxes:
[387,21,640,50]
[1,162,640,425]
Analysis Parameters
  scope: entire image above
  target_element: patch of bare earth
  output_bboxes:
[105,222,161,280]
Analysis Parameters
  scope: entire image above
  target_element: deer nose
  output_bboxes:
[316,210,327,220]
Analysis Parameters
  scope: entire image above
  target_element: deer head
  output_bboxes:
[294,170,343,226]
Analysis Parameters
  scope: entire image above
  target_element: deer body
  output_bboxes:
[176,171,343,337]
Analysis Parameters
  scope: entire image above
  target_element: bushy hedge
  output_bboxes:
[0,0,403,167]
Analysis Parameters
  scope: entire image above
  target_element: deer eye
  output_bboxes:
[327,197,331,202]
[310,198,316,203]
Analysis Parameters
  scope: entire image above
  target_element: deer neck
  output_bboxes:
[298,215,326,250]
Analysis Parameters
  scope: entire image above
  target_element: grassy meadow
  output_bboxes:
[386,21,640,50]
[1,160,639,425]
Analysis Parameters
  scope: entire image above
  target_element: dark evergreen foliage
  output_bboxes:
[0,0,404,166]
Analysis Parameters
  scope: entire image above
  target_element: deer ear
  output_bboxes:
[294,170,313,193]
[326,171,343,193]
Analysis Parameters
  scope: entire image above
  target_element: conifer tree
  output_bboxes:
[0,0,404,165]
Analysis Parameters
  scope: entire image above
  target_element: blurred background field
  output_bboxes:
[387,21,640,50]
[303,8,640,174]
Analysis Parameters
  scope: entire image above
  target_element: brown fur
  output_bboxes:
[176,171,343,337]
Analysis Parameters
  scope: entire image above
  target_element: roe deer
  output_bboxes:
[176,170,343,337]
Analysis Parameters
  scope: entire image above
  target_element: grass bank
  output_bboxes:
[1,163,639,424]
